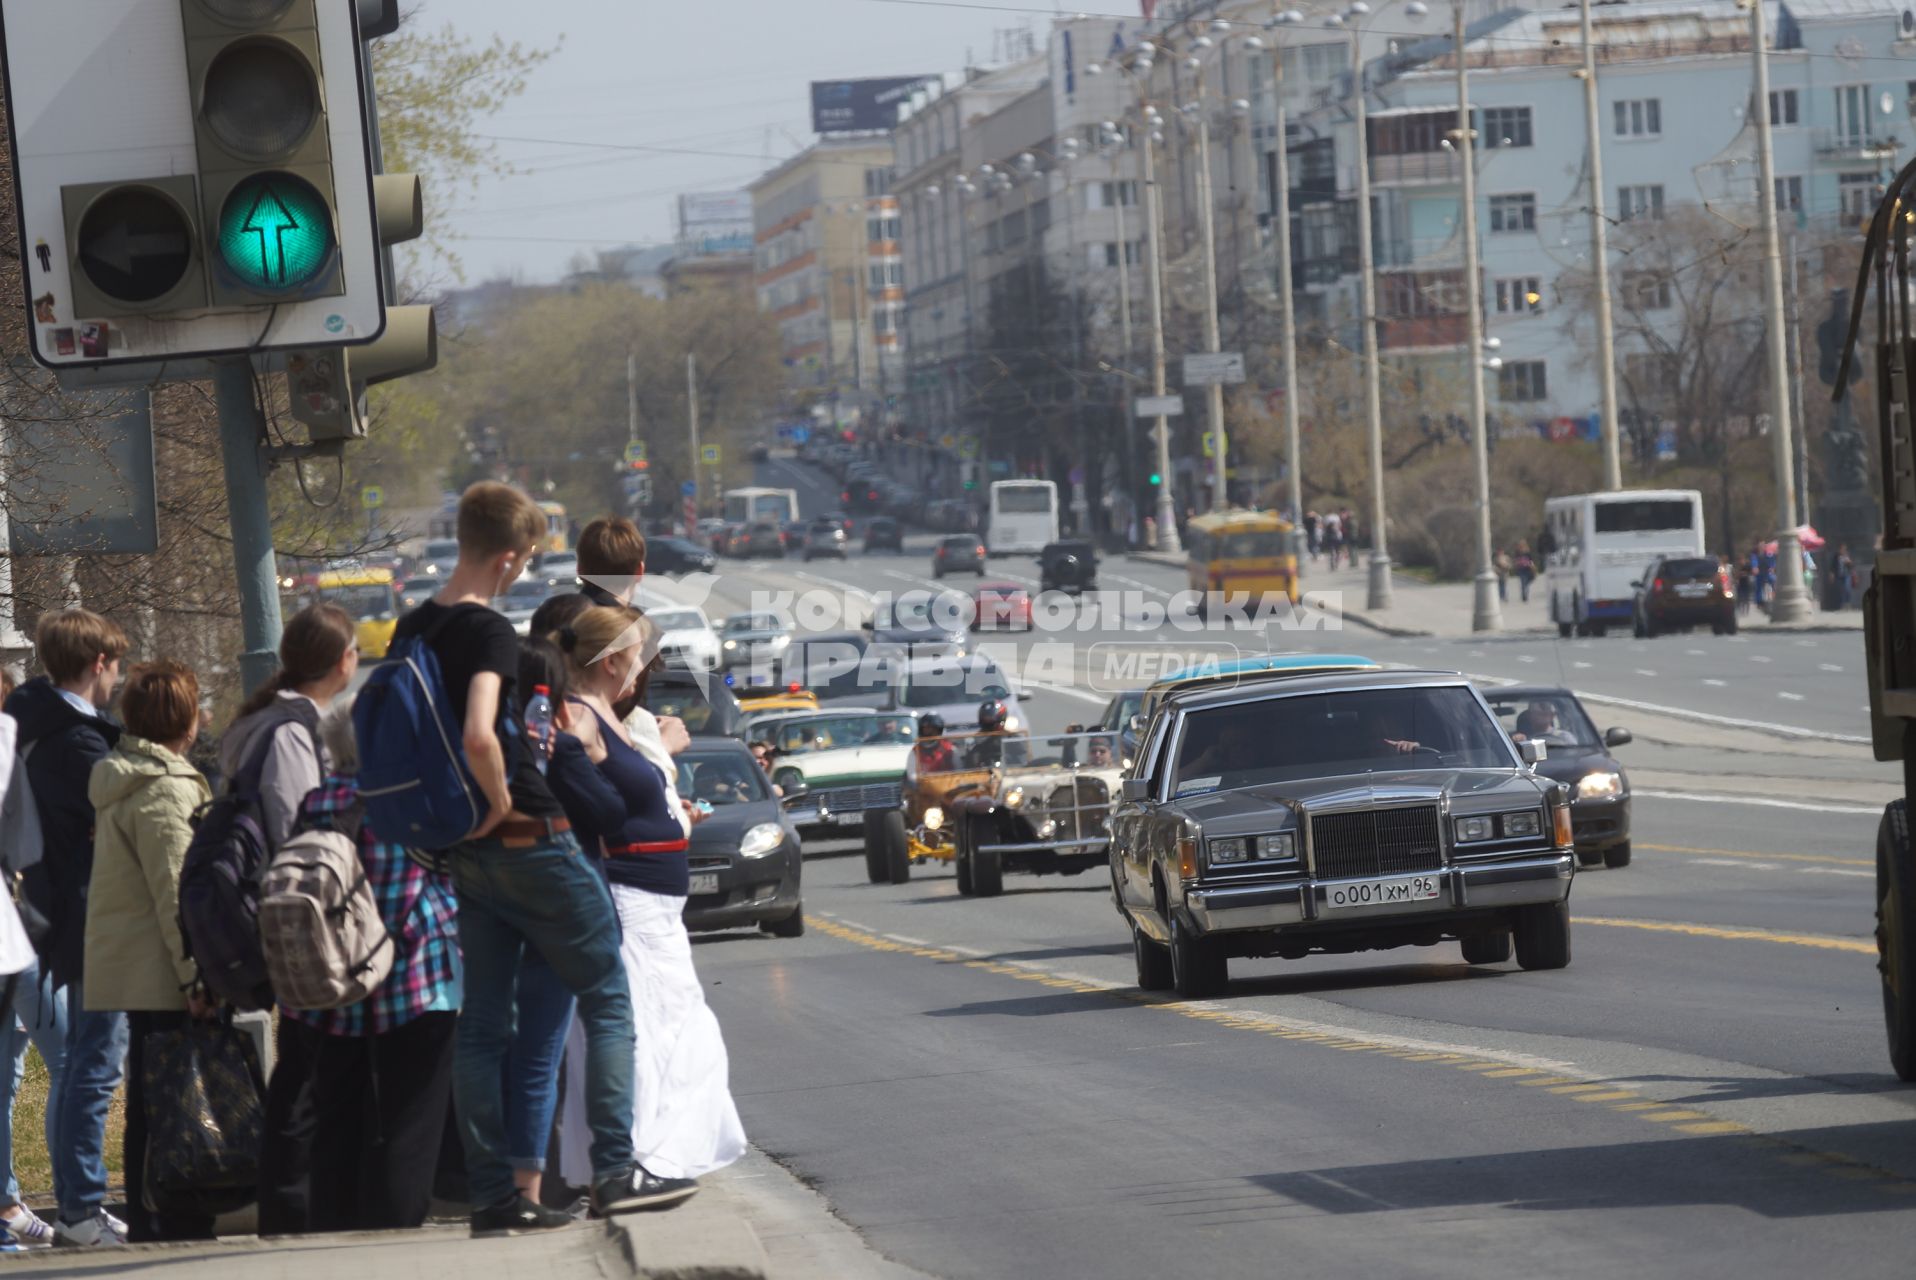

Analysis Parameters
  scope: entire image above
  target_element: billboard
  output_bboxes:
[810,77,932,134]
[677,191,752,232]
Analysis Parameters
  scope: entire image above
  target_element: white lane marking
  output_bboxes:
[1106,573,1172,596]
[1799,867,1873,879]
[942,943,987,957]
[1518,655,1536,664]
[1024,678,1112,707]
[1573,661,1593,670]
[883,932,930,947]
[792,569,873,602]
[1693,858,1779,870]
[1703,678,1726,687]
[1634,669,1657,677]
[1750,655,1773,664]
[1634,789,1880,815]
[1820,664,1845,673]
[1686,649,1706,657]
[1778,691,1805,702]
[1564,689,1870,745]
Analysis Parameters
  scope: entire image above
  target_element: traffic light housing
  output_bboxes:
[0,0,388,369]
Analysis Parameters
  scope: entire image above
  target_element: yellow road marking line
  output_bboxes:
[1638,842,1871,869]
[1578,916,1875,954]
[806,913,1900,1193]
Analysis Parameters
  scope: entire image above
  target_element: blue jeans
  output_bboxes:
[0,962,68,1208]
[52,980,127,1223]
[505,956,576,1173]
[451,832,634,1209]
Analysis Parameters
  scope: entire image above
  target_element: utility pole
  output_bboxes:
[1193,92,1231,512]
[1750,0,1811,622]
[686,351,703,516]
[1787,230,1809,527]
[1349,17,1393,609]
[1456,1,1501,632]
[1143,129,1183,554]
[1115,168,1138,541]
[1270,12,1304,563]
[214,359,285,694]
[1578,0,1623,490]
[627,351,640,450]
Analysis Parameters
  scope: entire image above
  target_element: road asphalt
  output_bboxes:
[645,456,1916,1280]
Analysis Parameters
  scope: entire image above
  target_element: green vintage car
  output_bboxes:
[746,709,919,836]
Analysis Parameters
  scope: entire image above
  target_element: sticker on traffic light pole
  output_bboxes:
[216,172,337,295]
[700,444,721,466]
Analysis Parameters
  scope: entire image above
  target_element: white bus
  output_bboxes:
[985,479,1060,554]
[723,487,799,527]
[1543,488,1706,637]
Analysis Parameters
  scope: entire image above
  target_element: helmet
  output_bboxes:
[917,713,946,739]
[977,699,1008,732]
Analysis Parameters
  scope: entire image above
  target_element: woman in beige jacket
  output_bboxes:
[84,660,216,1244]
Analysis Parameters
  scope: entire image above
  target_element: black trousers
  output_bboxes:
[123,1012,218,1244]
[256,1017,322,1235]
[308,1012,458,1232]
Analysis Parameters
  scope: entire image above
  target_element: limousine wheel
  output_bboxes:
[1134,924,1173,991]
[1460,931,1512,965]
[1169,916,1227,997]
[1877,800,1916,1081]
[1513,901,1571,971]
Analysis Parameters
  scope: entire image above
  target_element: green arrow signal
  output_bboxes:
[217,173,335,294]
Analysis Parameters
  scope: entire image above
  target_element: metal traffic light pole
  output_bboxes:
[215,358,286,694]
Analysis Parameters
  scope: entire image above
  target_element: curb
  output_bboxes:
[611,1197,770,1279]
[1299,591,1433,639]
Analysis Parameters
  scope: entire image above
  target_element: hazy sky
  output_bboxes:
[431,0,1052,285]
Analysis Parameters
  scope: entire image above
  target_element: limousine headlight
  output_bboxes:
[1255,833,1296,861]
[1455,811,1543,843]
[1503,810,1543,838]
[1209,837,1249,864]
[1455,815,1494,843]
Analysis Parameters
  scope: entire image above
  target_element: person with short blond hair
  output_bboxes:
[85,660,217,1243]
[394,481,652,1234]
[1,609,129,1245]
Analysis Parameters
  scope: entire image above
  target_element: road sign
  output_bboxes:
[683,497,698,532]
[360,485,384,511]
[1183,352,1246,386]
[1202,431,1229,459]
[959,438,980,461]
[681,480,698,497]
[624,440,647,465]
[1134,394,1184,417]
[700,444,721,466]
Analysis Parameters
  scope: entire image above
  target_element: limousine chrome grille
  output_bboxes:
[1309,805,1443,880]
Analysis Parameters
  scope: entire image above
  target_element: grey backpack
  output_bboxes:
[257,823,394,1011]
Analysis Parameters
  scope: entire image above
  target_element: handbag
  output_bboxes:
[140,1018,266,1217]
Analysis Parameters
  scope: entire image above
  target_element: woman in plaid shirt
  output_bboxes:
[285,697,461,1232]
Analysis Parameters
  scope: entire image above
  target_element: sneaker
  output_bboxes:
[103,1209,128,1240]
[470,1195,573,1237]
[590,1167,698,1216]
[2,1205,53,1246]
[52,1210,125,1248]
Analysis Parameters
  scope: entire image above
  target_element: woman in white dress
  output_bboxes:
[547,606,745,1196]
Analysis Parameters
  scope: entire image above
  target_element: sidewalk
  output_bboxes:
[1129,551,1864,640]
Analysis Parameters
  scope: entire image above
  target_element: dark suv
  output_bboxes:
[863,516,904,552]
[1038,540,1098,595]
[1632,556,1735,637]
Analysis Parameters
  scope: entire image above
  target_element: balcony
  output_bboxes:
[1815,128,1900,162]
[1368,149,1459,187]
[1379,313,1466,350]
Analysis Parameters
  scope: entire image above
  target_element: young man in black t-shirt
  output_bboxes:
[398,483,688,1233]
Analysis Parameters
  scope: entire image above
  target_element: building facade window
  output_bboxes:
[1613,98,1661,138]
[1086,180,1139,208]
[1481,106,1533,148]
[868,261,903,290]
[1498,360,1548,402]
[1769,89,1799,126]
[1840,171,1879,219]
[1095,241,1143,267]
[1774,175,1804,212]
[867,215,901,242]
[1488,193,1536,233]
[1834,84,1869,143]
[1618,184,1664,221]
[1301,43,1348,82]
[1494,276,1543,314]
[1622,271,1672,311]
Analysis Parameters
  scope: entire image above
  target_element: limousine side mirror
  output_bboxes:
[1519,739,1548,765]
[1121,778,1152,802]
[1127,713,1145,735]
[1603,726,1633,748]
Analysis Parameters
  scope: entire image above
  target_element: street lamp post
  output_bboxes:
[1334,0,1425,611]
[1268,11,1307,557]
[1577,0,1624,491]
[1748,0,1812,622]
[1450,1,1501,632]
[1185,36,1231,513]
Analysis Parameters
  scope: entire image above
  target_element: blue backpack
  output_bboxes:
[355,616,483,853]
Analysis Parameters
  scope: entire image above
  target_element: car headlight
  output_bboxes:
[769,634,791,649]
[723,639,738,650]
[1577,771,1623,799]
[1209,837,1249,864]
[740,822,785,858]
[1454,815,1494,843]
[1255,832,1296,860]
[1004,786,1026,809]
[924,806,945,831]
[1005,714,1022,732]
[1502,810,1543,838]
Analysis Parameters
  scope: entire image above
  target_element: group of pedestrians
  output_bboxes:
[0,485,743,1247]
[1301,508,1360,570]
[1492,542,1539,603]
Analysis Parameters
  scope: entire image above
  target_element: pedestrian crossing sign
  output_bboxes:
[700,444,721,466]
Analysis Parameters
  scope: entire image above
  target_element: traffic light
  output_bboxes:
[1148,472,1162,487]
[1,1,388,369]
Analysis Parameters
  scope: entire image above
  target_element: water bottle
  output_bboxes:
[525,684,554,774]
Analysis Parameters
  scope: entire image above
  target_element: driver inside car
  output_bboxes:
[1511,700,1573,746]
[963,699,1015,768]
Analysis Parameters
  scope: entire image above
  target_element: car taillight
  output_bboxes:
[841,491,849,502]
[975,546,985,557]
[1652,577,1664,593]
[868,490,878,501]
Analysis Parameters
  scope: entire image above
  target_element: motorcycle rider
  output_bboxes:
[963,700,1015,769]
